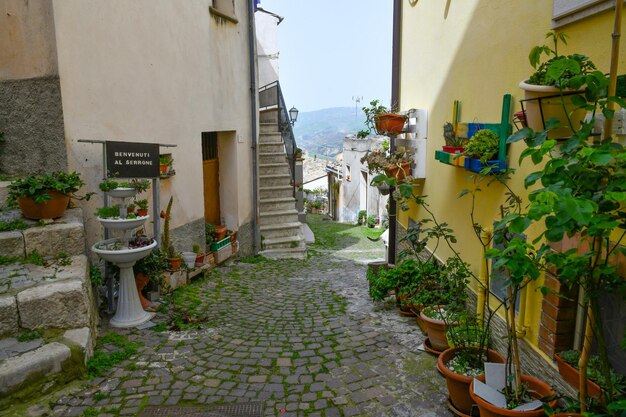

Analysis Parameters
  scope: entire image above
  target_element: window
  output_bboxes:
[552,0,623,28]
[210,0,238,23]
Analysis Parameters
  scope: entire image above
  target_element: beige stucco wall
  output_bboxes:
[256,9,280,87]
[0,0,58,80]
[399,0,626,361]
[51,0,255,250]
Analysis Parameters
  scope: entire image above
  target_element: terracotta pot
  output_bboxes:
[437,347,506,416]
[518,81,586,140]
[160,163,169,174]
[195,253,205,267]
[554,352,602,399]
[552,414,583,417]
[214,225,227,241]
[18,191,70,220]
[375,113,407,135]
[229,230,237,242]
[469,374,557,417]
[385,162,411,181]
[168,257,181,271]
[137,208,148,217]
[420,307,454,351]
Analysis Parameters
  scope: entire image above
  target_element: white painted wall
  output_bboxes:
[339,137,387,224]
[51,0,255,249]
[255,9,280,87]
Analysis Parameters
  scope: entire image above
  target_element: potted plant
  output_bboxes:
[507,60,626,412]
[461,129,504,173]
[126,202,136,214]
[8,171,93,220]
[361,148,413,181]
[193,243,205,266]
[438,315,507,416]
[295,148,303,159]
[554,350,626,400]
[361,99,407,136]
[95,205,122,219]
[443,122,465,154]
[135,199,148,216]
[167,245,181,271]
[519,31,598,139]
[160,155,173,174]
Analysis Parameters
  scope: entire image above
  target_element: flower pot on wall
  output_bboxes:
[374,113,407,135]
[18,191,70,220]
[519,81,586,140]
[385,162,411,181]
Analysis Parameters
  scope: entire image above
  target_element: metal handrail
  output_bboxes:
[259,81,297,185]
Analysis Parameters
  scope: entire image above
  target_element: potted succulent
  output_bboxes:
[443,122,465,154]
[159,155,173,174]
[135,199,149,216]
[361,99,407,136]
[167,245,181,271]
[361,148,413,181]
[8,171,93,220]
[126,202,136,215]
[519,31,599,139]
[193,243,205,266]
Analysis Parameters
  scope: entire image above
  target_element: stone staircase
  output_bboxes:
[258,108,306,259]
[0,201,97,408]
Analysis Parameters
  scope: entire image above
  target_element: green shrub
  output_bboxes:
[462,129,499,163]
[366,215,376,228]
[357,210,367,225]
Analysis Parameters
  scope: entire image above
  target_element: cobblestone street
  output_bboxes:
[47,219,450,417]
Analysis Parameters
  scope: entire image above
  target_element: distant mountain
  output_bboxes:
[292,107,365,158]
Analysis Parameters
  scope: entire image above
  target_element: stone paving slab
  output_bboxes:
[37,248,450,417]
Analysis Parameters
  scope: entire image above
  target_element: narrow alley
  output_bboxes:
[47,216,449,417]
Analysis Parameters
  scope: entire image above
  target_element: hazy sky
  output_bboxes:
[258,0,393,113]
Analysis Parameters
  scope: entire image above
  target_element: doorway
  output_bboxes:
[202,132,220,224]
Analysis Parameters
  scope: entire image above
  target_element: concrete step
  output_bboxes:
[258,152,287,164]
[259,208,299,225]
[260,123,279,134]
[259,162,290,176]
[262,234,305,250]
[259,132,283,144]
[260,108,278,124]
[260,197,296,212]
[258,142,286,154]
[260,185,293,199]
[259,246,308,260]
[259,173,291,188]
[260,221,303,239]
[0,329,92,400]
[0,208,85,258]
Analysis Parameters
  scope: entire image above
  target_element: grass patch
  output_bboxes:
[307,214,386,251]
[0,219,27,232]
[87,333,142,378]
[16,329,41,342]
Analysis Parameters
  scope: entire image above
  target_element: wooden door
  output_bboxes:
[202,132,220,224]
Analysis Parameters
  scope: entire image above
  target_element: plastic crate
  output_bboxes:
[210,237,230,252]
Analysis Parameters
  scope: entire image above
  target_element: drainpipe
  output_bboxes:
[248,0,260,254]
[389,0,402,265]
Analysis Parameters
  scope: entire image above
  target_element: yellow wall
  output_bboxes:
[399,0,626,352]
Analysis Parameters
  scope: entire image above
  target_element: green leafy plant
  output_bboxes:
[134,199,148,210]
[357,210,367,225]
[8,171,93,204]
[360,99,391,136]
[95,206,121,219]
[87,333,142,377]
[126,202,136,212]
[193,244,202,255]
[527,31,598,88]
[98,178,119,192]
[134,248,168,286]
[205,223,216,246]
[462,129,499,163]
[89,265,103,287]
[0,219,28,232]
[366,214,376,228]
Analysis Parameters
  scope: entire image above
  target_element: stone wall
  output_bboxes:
[0,77,67,177]
[236,219,254,258]
[171,218,205,254]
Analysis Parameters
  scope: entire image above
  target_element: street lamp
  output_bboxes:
[289,106,299,126]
